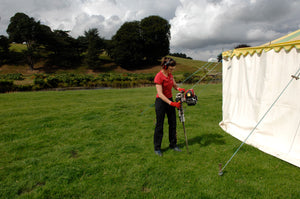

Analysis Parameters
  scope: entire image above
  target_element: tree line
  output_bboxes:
[0,13,171,70]
[217,44,251,62]
[169,53,192,59]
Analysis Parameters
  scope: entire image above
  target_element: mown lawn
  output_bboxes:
[0,84,299,198]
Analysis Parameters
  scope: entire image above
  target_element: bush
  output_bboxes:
[33,78,47,90]
[0,72,156,92]
[0,80,14,93]
[0,73,24,80]
[46,76,59,88]
[16,85,33,91]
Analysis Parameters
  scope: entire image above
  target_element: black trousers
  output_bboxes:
[154,97,177,150]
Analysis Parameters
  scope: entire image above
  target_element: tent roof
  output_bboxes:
[262,29,300,45]
[223,29,300,58]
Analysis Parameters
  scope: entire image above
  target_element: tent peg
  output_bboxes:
[218,163,224,176]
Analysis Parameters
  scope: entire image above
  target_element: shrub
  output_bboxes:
[0,73,24,80]
[33,78,47,90]
[46,76,59,88]
[16,85,33,91]
[0,80,15,93]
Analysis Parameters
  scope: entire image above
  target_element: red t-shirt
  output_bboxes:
[154,71,174,98]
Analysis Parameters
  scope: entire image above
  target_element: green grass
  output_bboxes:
[9,43,27,52]
[1,84,299,198]
[170,56,222,73]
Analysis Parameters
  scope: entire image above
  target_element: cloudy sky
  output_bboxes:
[1,0,300,61]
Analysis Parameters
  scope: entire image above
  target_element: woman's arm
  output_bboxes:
[173,79,185,92]
[156,84,172,105]
[173,79,179,91]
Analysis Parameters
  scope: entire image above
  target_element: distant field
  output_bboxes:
[1,84,299,198]
[9,43,27,52]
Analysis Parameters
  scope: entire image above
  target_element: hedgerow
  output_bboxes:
[0,73,24,80]
[0,72,221,93]
[0,73,156,93]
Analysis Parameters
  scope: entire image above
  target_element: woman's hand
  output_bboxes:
[178,88,185,93]
[170,101,181,109]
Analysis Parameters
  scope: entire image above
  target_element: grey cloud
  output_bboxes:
[1,0,300,61]
[71,13,122,39]
[170,0,300,60]
[238,2,286,22]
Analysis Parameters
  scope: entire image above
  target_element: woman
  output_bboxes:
[153,57,185,156]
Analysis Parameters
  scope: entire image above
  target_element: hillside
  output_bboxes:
[1,43,222,92]
[2,43,222,75]
[0,56,221,75]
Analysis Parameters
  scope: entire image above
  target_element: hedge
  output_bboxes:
[0,72,221,93]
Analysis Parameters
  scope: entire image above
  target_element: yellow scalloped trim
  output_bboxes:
[223,40,300,58]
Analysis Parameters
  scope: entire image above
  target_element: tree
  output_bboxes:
[36,24,54,46]
[110,21,144,69]
[7,13,42,70]
[0,35,10,65]
[84,28,104,68]
[170,52,192,59]
[217,53,222,62]
[109,16,171,69]
[45,30,81,68]
[76,36,89,55]
[140,16,170,63]
[234,44,251,49]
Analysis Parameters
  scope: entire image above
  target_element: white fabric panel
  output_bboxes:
[220,48,300,167]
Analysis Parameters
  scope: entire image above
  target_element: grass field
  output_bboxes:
[1,84,300,198]
[9,43,28,53]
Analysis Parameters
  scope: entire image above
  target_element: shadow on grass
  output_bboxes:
[160,133,225,152]
[187,133,225,147]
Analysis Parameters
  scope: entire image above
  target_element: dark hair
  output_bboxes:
[161,57,176,69]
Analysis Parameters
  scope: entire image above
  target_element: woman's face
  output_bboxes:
[167,66,176,74]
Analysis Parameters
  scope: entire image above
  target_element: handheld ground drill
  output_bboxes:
[175,89,198,153]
